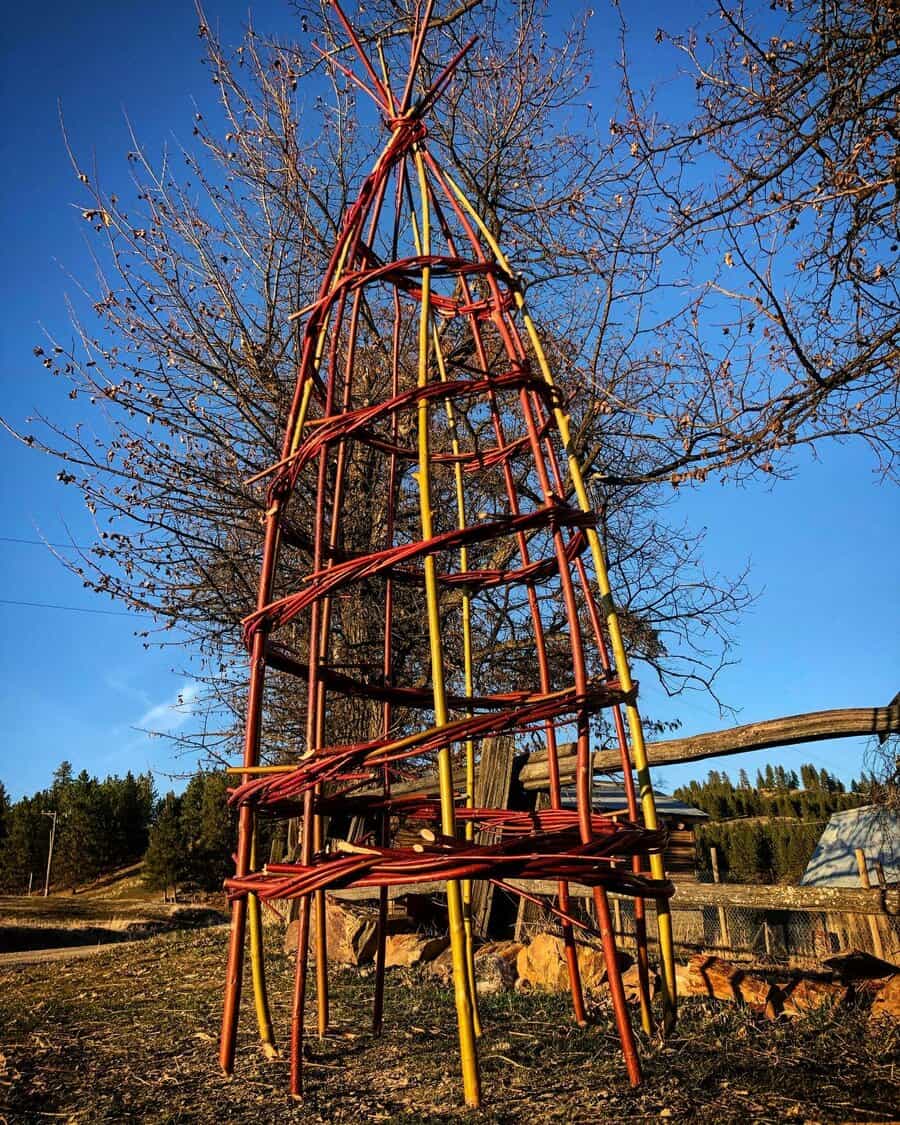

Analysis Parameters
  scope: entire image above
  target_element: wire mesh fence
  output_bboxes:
[515,884,900,967]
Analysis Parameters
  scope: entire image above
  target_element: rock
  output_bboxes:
[781,977,849,1017]
[283,900,378,966]
[870,974,900,1021]
[516,933,631,993]
[687,955,783,1017]
[621,962,660,1001]
[426,946,455,985]
[674,960,693,999]
[384,932,449,968]
[474,941,523,994]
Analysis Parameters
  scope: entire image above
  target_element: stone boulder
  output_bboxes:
[426,945,455,985]
[283,900,378,966]
[384,932,449,968]
[516,933,631,993]
[474,941,523,994]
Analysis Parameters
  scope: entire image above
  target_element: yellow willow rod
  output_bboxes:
[441,169,677,1024]
[413,146,481,1108]
[407,196,481,1035]
[248,825,277,1058]
[432,322,481,1035]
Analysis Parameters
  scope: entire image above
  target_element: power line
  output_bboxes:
[0,536,86,549]
[0,598,135,617]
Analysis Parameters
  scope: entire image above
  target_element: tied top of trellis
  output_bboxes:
[316,0,477,150]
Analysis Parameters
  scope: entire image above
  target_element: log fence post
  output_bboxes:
[710,846,730,950]
[855,847,886,961]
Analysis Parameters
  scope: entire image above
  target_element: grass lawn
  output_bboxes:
[0,926,896,1123]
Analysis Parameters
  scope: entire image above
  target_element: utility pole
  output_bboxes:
[42,810,58,897]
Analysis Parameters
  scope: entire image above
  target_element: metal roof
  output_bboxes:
[559,782,708,822]
[800,805,900,887]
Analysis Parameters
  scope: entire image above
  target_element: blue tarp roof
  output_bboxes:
[800,805,900,886]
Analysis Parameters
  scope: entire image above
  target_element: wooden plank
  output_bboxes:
[330,881,446,903]
[514,792,550,940]
[470,736,516,935]
[518,700,900,787]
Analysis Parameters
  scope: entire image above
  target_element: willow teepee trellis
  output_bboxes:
[219,3,677,1106]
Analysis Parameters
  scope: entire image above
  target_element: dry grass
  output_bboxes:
[0,893,226,957]
[0,926,897,1123]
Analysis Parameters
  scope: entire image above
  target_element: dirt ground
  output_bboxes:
[0,925,897,1124]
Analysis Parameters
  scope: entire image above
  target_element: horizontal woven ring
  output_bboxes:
[242,505,596,645]
[227,678,636,812]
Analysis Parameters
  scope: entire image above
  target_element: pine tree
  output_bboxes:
[0,795,48,893]
[143,793,186,901]
[0,782,9,844]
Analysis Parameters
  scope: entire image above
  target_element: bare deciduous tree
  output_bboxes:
[9,0,894,760]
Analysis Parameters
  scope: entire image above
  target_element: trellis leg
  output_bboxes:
[373,273,403,1036]
[526,384,655,1034]
[220,506,283,1075]
[406,184,482,1031]
[313,793,329,1038]
[514,388,642,1088]
[412,146,481,1108]
[290,791,316,1099]
[248,824,278,1058]
[430,306,481,1035]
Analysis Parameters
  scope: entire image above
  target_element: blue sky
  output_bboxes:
[0,1,896,801]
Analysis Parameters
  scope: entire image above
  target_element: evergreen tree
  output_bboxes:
[52,769,107,888]
[179,771,236,890]
[0,795,49,893]
[0,782,9,844]
[143,793,186,901]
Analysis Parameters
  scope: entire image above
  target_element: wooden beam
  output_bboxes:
[330,881,446,903]
[501,879,900,916]
[518,700,900,788]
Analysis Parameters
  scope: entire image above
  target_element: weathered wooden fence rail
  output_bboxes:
[519,700,900,788]
[503,879,900,916]
[332,877,899,964]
